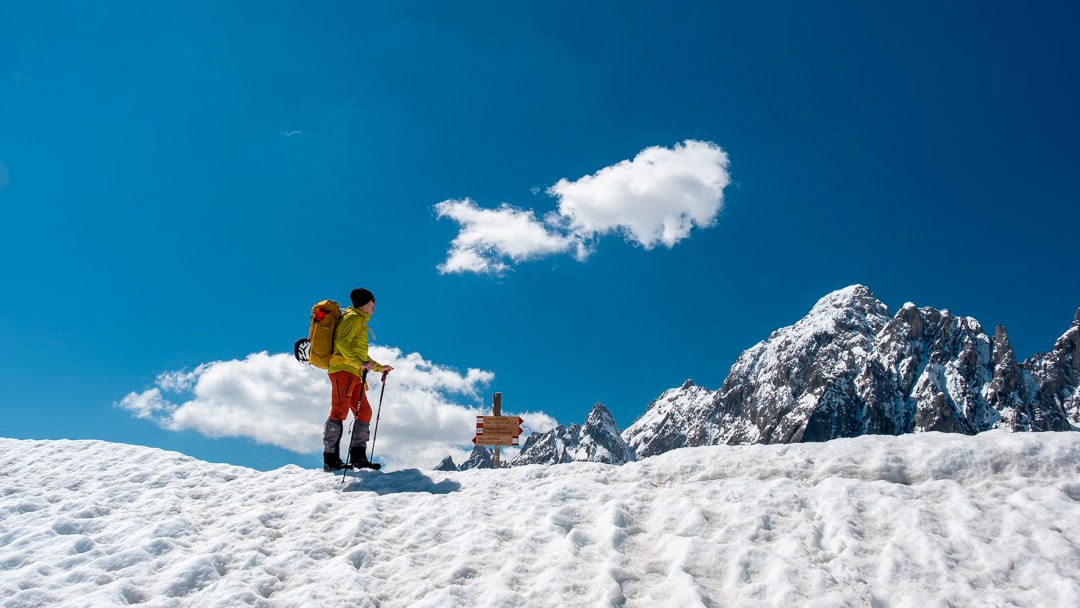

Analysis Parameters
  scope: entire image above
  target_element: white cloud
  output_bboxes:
[280,130,304,137]
[117,388,173,421]
[435,140,731,274]
[549,140,731,249]
[434,199,578,275]
[117,347,554,471]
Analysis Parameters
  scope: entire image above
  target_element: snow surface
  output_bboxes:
[3,431,1080,607]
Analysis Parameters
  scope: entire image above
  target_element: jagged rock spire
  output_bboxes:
[433,455,457,472]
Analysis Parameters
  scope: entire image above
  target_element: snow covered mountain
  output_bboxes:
[510,403,637,466]
[435,445,496,471]
[624,285,1079,457]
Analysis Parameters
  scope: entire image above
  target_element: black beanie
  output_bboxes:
[350,288,375,308]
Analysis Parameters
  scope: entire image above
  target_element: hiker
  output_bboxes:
[322,288,393,471]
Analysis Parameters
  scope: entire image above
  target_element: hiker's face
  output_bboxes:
[360,300,376,314]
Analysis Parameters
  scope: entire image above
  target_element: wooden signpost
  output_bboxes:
[471,392,523,468]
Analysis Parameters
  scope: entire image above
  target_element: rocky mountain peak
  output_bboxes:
[814,284,877,308]
[511,402,636,466]
[458,445,495,470]
[584,402,617,432]
[707,285,892,445]
[805,284,891,331]
[433,455,458,472]
[622,379,717,457]
[777,285,892,346]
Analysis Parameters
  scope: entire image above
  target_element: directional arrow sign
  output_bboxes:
[476,416,524,435]
[472,434,520,447]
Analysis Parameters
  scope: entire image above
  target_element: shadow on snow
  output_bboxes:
[341,468,462,495]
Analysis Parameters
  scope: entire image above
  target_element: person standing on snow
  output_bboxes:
[322,288,393,471]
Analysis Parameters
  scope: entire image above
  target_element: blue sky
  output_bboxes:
[2,1,1078,470]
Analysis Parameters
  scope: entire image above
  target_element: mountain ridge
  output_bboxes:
[623,284,1077,460]
[439,285,1078,468]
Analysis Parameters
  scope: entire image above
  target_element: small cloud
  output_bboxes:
[434,199,579,275]
[435,140,731,274]
[549,140,731,249]
[280,130,304,137]
[117,388,174,420]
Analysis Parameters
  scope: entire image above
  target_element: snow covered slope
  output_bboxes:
[3,432,1080,607]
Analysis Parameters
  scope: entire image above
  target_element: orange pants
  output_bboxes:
[329,370,372,423]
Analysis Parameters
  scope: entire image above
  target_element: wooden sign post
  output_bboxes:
[492,392,502,469]
[471,392,524,468]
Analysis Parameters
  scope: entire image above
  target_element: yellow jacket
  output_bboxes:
[327,308,383,377]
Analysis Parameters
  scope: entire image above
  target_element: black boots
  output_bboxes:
[324,449,381,472]
[349,447,382,471]
[323,452,347,472]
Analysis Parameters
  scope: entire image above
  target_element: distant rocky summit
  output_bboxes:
[510,403,636,466]
[436,445,497,471]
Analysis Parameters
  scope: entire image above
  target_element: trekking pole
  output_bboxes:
[369,371,388,462]
[341,420,353,485]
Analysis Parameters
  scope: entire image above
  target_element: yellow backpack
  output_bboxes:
[294,300,342,369]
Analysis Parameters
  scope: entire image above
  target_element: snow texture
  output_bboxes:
[3,431,1080,607]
